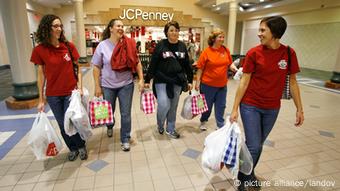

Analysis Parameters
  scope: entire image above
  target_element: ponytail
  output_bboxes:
[102,19,119,40]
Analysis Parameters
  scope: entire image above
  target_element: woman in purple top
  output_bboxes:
[91,19,144,152]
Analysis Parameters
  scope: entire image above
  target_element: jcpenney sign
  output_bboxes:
[119,8,174,21]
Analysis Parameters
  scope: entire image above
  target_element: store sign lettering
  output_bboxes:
[119,8,174,21]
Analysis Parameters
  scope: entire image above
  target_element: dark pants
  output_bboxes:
[238,103,279,182]
[200,83,227,128]
[47,96,85,152]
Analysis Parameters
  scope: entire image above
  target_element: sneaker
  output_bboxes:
[79,147,88,160]
[68,150,79,161]
[199,122,207,131]
[107,128,113,137]
[166,130,180,139]
[158,127,164,134]
[121,142,130,152]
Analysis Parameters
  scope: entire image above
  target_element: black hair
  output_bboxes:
[260,16,287,39]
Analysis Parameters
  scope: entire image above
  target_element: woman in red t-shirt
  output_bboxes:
[30,15,87,161]
[230,16,304,191]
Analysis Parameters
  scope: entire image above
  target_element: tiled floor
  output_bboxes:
[0,68,339,191]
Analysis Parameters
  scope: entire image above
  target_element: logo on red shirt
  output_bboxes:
[278,60,287,69]
[64,53,71,62]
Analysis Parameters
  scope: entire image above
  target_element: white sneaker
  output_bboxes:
[199,122,207,131]
[121,142,130,152]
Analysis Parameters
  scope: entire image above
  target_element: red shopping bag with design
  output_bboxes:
[192,93,208,115]
[140,89,156,114]
[89,98,114,126]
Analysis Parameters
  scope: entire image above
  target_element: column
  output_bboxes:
[73,0,87,64]
[227,0,238,54]
[0,0,38,100]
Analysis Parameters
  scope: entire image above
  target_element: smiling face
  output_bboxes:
[50,19,62,41]
[213,33,225,47]
[258,22,275,46]
[167,25,179,43]
[110,20,124,38]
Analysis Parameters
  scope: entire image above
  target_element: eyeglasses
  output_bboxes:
[51,24,63,29]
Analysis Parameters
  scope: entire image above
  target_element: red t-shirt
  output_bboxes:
[196,46,232,87]
[30,42,80,96]
[242,44,300,109]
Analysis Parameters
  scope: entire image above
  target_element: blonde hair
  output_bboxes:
[208,29,224,46]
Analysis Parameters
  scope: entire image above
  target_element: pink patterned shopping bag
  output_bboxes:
[192,93,208,115]
[140,89,156,114]
[89,98,114,126]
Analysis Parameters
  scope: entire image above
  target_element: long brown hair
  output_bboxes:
[35,14,67,45]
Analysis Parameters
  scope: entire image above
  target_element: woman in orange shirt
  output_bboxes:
[194,29,237,130]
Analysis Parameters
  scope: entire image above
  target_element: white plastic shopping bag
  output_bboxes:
[201,120,232,174]
[28,112,63,160]
[181,93,194,120]
[65,89,93,141]
[222,121,242,178]
[239,141,253,175]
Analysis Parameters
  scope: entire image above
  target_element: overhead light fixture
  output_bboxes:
[215,7,221,11]
[212,4,216,7]
[264,4,272,8]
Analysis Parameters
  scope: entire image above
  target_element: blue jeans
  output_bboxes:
[102,82,134,143]
[200,83,227,128]
[155,83,182,133]
[47,96,85,152]
[238,103,279,181]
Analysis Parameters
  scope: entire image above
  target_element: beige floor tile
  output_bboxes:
[7,162,31,174]
[77,166,96,177]
[12,183,35,191]
[25,161,46,172]
[73,176,95,190]
[170,175,193,190]
[115,162,132,173]
[114,183,134,191]
[150,167,170,180]
[32,181,55,191]
[134,181,155,191]
[38,169,61,182]
[183,163,204,175]
[94,186,114,191]
[53,179,76,191]
[188,172,210,186]
[96,163,114,175]
[153,178,174,191]
[17,171,41,184]
[0,165,11,176]
[0,174,23,186]
[167,164,187,177]
[0,186,14,191]
[94,174,114,188]
[57,167,79,180]
[114,172,133,185]
[194,184,216,191]
[133,170,152,182]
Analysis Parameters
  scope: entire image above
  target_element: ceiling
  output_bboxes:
[194,0,304,15]
[30,0,73,8]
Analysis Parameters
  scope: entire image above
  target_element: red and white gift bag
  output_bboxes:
[89,98,114,126]
[140,89,156,114]
[192,93,208,115]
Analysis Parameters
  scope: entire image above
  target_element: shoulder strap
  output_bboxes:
[65,42,79,81]
[287,46,291,73]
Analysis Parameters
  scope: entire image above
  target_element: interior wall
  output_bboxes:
[0,14,9,66]
[241,6,340,72]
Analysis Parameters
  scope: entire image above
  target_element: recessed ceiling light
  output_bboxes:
[212,4,216,7]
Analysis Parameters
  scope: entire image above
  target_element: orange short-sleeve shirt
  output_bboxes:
[196,46,232,87]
